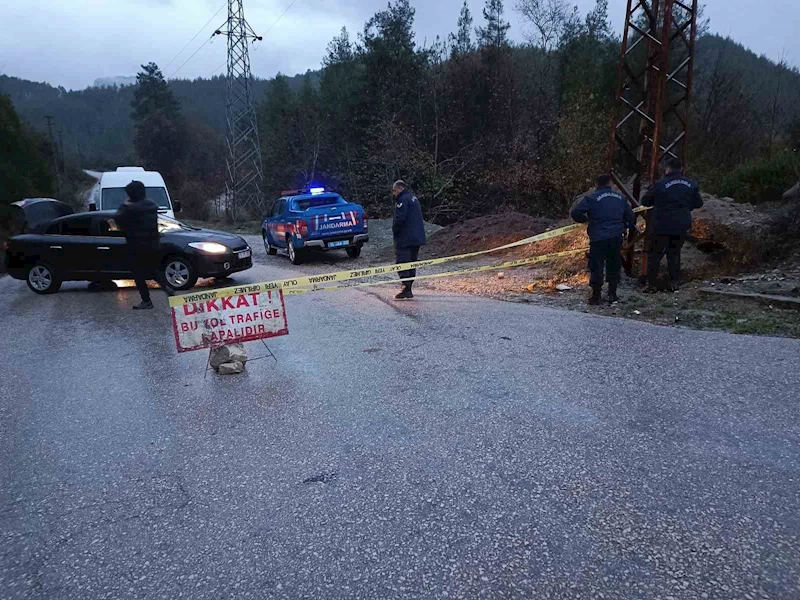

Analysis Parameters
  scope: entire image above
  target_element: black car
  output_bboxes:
[4,210,253,295]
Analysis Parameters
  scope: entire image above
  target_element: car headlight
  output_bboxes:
[188,242,229,254]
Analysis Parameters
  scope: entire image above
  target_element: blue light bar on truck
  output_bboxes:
[309,187,325,195]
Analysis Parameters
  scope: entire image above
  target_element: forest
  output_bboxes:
[2,0,799,222]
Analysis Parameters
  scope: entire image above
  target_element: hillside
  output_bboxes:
[1,35,796,172]
[0,70,320,166]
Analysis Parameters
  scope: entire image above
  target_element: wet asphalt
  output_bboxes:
[1,244,800,599]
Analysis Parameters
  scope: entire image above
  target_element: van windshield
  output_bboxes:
[102,187,171,210]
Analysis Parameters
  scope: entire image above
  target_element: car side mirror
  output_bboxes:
[89,202,97,212]
[173,202,182,214]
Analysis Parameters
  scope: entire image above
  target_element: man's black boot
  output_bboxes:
[395,287,414,300]
[608,284,620,304]
[133,300,154,310]
[588,286,602,306]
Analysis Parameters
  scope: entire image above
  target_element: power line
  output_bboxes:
[207,0,300,77]
[163,3,226,71]
[169,34,216,80]
[252,0,299,54]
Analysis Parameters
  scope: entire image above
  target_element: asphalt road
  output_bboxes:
[1,247,800,599]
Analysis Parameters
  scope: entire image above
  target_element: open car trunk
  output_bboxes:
[9,199,74,234]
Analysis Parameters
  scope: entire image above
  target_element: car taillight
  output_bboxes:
[296,220,309,238]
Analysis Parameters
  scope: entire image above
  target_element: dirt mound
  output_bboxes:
[425,212,558,256]
[690,194,773,268]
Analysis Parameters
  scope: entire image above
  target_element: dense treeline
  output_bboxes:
[0,94,55,205]
[2,0,799,219]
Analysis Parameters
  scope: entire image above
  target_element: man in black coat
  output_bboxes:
[641,158,704,292]
[114,180,164,310]
[571,174,638,305]
[392,180,427,300]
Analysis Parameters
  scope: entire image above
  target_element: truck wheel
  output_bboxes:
[263,232,277,256]
[346,245,362,259]
[287,236,304,265]
[26,263,62,295]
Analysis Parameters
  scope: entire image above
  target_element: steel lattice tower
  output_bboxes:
[607,0,699,275]
[214,1,264,221]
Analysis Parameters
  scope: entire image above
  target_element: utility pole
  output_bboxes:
[58,129,69,183]
[45,115,62,198]
[213,0,265,222]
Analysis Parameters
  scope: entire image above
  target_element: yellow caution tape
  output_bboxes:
[283,248,588,296]
[169,206,651,307]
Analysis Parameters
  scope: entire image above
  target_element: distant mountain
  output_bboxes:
[92,76,137,88]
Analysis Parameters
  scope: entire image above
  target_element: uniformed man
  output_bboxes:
[391,180,427,300]
[571,174,637,305]
[641,158,704,292]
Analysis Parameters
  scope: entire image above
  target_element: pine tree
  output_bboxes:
[131,63,181,123]
[324,27,355,67]
[476,0,510,50]
[130,63,186,177]
[450,1,475,58]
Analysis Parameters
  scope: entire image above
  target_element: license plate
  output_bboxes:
[328,240,349,248]
[237,249,251,259]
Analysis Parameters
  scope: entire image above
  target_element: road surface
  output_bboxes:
[1,250,799,599]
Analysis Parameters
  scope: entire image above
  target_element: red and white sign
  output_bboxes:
[171,289,289,353]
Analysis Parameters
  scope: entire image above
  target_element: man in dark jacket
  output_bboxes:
[392,180,427,300]
[641,158,704,292]
[571,174,637,305]
[114,180,164,310]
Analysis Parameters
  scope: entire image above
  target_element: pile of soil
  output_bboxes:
[690,194,773,268]
[425,212,558,257]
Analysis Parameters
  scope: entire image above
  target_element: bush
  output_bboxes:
[720,150,800,204]
[175,179,219,221]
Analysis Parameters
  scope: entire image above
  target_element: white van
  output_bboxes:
[93,167,180,218]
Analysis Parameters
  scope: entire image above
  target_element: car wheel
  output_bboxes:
[163,256,198,291]
[263,232,277,256]
[26,263,62,295]
[287,236,304,265]
[346,245,362,259]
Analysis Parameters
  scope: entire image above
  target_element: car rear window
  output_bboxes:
[292,195,344,211]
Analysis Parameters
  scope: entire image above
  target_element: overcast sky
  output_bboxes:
[0,0,797,90]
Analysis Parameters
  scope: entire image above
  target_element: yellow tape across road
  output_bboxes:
[283,248,588,295]
[169,206,650,306]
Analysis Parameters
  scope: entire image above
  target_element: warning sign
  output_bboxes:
[171,288,289,353]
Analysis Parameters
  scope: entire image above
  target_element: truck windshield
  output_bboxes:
[293,196,344,211]
[102,187,171,210]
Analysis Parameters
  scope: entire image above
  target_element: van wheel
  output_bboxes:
[163,256,198,291]
[287,236,304,265]
[346,245,362,259]
[27,263,62,294]
[263,232,277,256]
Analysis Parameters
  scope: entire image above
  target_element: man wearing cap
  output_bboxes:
[391,180,427,300]
[114,180,166,310]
